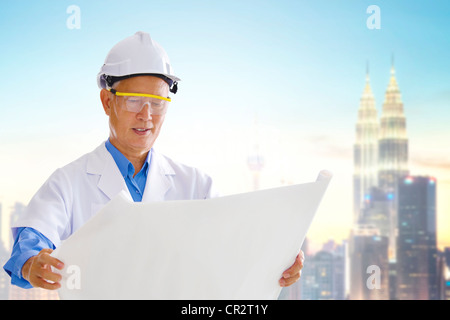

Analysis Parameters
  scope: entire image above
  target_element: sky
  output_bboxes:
[0,0,449,251]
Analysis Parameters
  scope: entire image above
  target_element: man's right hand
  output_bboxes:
[22,248,65,290]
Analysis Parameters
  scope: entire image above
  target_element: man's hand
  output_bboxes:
[279,250,304,287]
[22,248,65,290]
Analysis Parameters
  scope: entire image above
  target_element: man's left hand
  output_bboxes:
[279,250,304,287]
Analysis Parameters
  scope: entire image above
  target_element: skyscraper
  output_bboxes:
[298,250,346,300]
[378,60,409,193]
[349,224,389,300]
[371,60,408,260]
[360,187,391,239]
[353,66,379,224]
[351,60,408,299]
[396,176,438,300]
[442,248,450,299]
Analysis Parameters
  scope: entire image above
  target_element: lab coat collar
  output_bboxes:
[86,142,175,202]
[141,148,176,202]
[86,143,132,201]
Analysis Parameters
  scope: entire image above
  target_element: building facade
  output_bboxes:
[353,68,379,224]
[349,224,389,299]
[396,176,438,300]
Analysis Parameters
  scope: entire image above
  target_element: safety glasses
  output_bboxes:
[109,89,171,115]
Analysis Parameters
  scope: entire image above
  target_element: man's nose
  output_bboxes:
[137,102,153,120]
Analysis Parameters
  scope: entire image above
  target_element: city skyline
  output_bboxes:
[3,58,446,299]
[0,1,449,261]
[0,62,448,252]
[349,57,442,299]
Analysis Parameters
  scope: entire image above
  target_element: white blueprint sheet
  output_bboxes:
[52,170,332,300]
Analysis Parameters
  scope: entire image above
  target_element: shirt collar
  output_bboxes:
[105,139,151,178]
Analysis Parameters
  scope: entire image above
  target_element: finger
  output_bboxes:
[279,272,301,287]
[32,277,62,291]
[29,261,62,285]
[37,251,65,270]
[40,267,63,284]
[282,255,303,279]
[298,250,305,263]
[28,266,62,290]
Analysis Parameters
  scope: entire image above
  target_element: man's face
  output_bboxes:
[101,76,169,156]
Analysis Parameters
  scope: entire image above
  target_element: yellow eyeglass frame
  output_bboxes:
[108,89,171,102]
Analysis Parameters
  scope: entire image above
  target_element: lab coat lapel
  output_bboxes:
[141,149,175,202]
[87,143,132,201]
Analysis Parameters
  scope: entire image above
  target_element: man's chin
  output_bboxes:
[130,137,156,153]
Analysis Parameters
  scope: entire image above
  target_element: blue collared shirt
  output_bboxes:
[104,139,151,202]
[3,140,151,288]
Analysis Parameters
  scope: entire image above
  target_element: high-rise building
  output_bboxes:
[351,63,398,300]
[353,66,379,224]
[359,186,397,260]
[348,224,389,300]
[437,248,450,300]
[351,61,442,300]
[378,61,409,193]
[378,61,409,260]
[360,187,391,238]
[442,248,450,300]
[298,250,345,300]
[353,60,408,264]
[278,240,346,300]
[396,176,438,300]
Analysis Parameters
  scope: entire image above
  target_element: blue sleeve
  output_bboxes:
[3,227,55,289]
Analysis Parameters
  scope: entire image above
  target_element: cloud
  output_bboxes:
[305,135,352,160]
[411,157,450,171]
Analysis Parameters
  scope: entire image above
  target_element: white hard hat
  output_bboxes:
[97,31,180,93]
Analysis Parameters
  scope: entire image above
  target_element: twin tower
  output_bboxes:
[353,61,408,224]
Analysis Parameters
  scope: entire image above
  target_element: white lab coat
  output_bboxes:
[12,142,217,247]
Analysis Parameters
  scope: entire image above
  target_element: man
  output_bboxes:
[3,31,303,292]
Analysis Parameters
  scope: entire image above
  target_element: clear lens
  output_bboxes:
[117,96,168,115]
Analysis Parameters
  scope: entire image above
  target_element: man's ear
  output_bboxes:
[100,89,112,116]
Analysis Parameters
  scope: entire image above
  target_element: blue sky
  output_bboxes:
[1,0,449,248]
[0,0,449,147]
